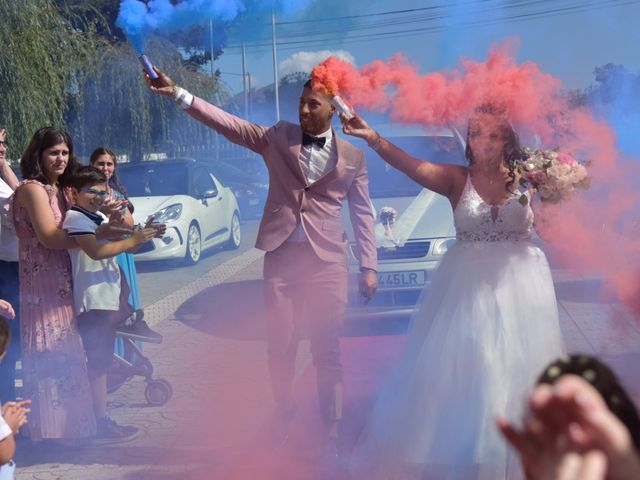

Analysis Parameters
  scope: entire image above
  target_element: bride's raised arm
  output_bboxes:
[342,114,463,199]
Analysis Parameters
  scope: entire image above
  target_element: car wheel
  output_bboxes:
[184,222,201,265]
[225,212,241,250]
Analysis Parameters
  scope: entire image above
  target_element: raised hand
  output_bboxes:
[341,114,378,143]
[497,374,640,480]
[145,66,175,97]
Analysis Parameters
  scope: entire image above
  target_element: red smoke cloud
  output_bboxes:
[312,41,640,317]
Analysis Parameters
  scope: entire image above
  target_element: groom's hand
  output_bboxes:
[359,268,378,304]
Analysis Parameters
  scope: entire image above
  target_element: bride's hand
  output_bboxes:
[341,114,378,144]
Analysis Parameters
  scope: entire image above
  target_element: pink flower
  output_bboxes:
[557,153,574,165]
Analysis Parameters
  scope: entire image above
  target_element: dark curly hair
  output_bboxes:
[465,103,526,194]
[89,147,134,214]
[20,127,81,187]
[537,354,640,452]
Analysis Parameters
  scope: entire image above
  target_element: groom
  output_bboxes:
[146,70,378,447]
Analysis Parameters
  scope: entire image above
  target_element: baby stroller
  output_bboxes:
[107,309,173,406]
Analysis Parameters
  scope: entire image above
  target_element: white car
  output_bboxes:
[118,159,241,264]
[343,125,467,320]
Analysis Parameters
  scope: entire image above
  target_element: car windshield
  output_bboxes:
[366,135,466,198]
[118,164,189,197]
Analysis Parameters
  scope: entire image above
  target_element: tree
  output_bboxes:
[0,0,97,159]
[68,36,231,161]
[1,0,230,162]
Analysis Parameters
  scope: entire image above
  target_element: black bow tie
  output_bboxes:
[302,132,326,148]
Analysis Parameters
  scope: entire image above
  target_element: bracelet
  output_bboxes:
[360,267,377,274]
[368,132,383,151]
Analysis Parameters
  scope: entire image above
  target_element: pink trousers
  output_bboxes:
[263,240,348,421]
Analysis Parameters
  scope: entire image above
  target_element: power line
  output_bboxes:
[221,0,638,54]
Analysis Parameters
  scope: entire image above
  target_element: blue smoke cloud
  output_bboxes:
[117,0,314,53]
[586,64,640,157]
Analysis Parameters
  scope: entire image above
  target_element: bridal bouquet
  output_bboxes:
[516,147,590,205]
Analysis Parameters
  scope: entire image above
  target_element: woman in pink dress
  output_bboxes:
[12,127,96,441]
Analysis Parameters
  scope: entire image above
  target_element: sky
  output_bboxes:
[208,0,640,95]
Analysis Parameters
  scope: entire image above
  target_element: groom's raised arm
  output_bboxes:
[185,97,271,155]
[146,66,271,156]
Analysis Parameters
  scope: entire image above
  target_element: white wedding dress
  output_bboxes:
[352,174,565,479]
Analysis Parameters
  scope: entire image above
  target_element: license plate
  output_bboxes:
[377,270,426,289]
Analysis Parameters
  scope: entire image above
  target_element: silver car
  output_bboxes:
[343,125,467,321]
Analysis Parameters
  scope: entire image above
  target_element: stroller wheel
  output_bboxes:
[145,379,173,406]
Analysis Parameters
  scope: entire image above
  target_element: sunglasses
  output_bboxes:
[0,141,7,147]
[80,188,108,198]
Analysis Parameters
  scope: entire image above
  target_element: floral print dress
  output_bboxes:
[12,180,96,440]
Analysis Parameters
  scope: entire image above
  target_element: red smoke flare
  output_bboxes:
[312,41,640,318]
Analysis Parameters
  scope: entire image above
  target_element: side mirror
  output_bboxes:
[201,189,218,199]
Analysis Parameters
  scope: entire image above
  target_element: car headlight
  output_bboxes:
[431,238,456,256]
[152,203,183,223]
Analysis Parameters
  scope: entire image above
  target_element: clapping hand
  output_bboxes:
[95,221,133,241]
[143,216,166,238]
[0,300,15,320]
[148,223,166,238]
[101,196,126,225]
[131,227,157,245]
[2,400,31,434]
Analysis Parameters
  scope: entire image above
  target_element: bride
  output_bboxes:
[342,104,565,479]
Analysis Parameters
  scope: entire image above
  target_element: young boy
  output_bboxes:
[63,166,157,439]
[0,315,30,480]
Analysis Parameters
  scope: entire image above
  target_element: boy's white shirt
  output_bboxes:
[63,208,121,313]
[0,414,14,479]
[0,415,11,441]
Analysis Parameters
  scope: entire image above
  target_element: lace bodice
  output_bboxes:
[454,174,533,242]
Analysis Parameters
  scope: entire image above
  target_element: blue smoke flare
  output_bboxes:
[116,0,314,53]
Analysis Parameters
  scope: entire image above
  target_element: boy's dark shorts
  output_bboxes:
[77,310,122,375]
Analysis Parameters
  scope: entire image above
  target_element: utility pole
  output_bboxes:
[271,10,280,122]
[214,17,215,81]
[209,17,218,159]
[242,43,249,120]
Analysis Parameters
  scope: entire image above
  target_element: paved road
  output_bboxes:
[135,220,261,307]
[12,236,640,479]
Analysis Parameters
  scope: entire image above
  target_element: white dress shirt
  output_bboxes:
[287,128,338,242]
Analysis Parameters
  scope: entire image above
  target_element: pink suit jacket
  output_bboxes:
[186,97,377,271]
